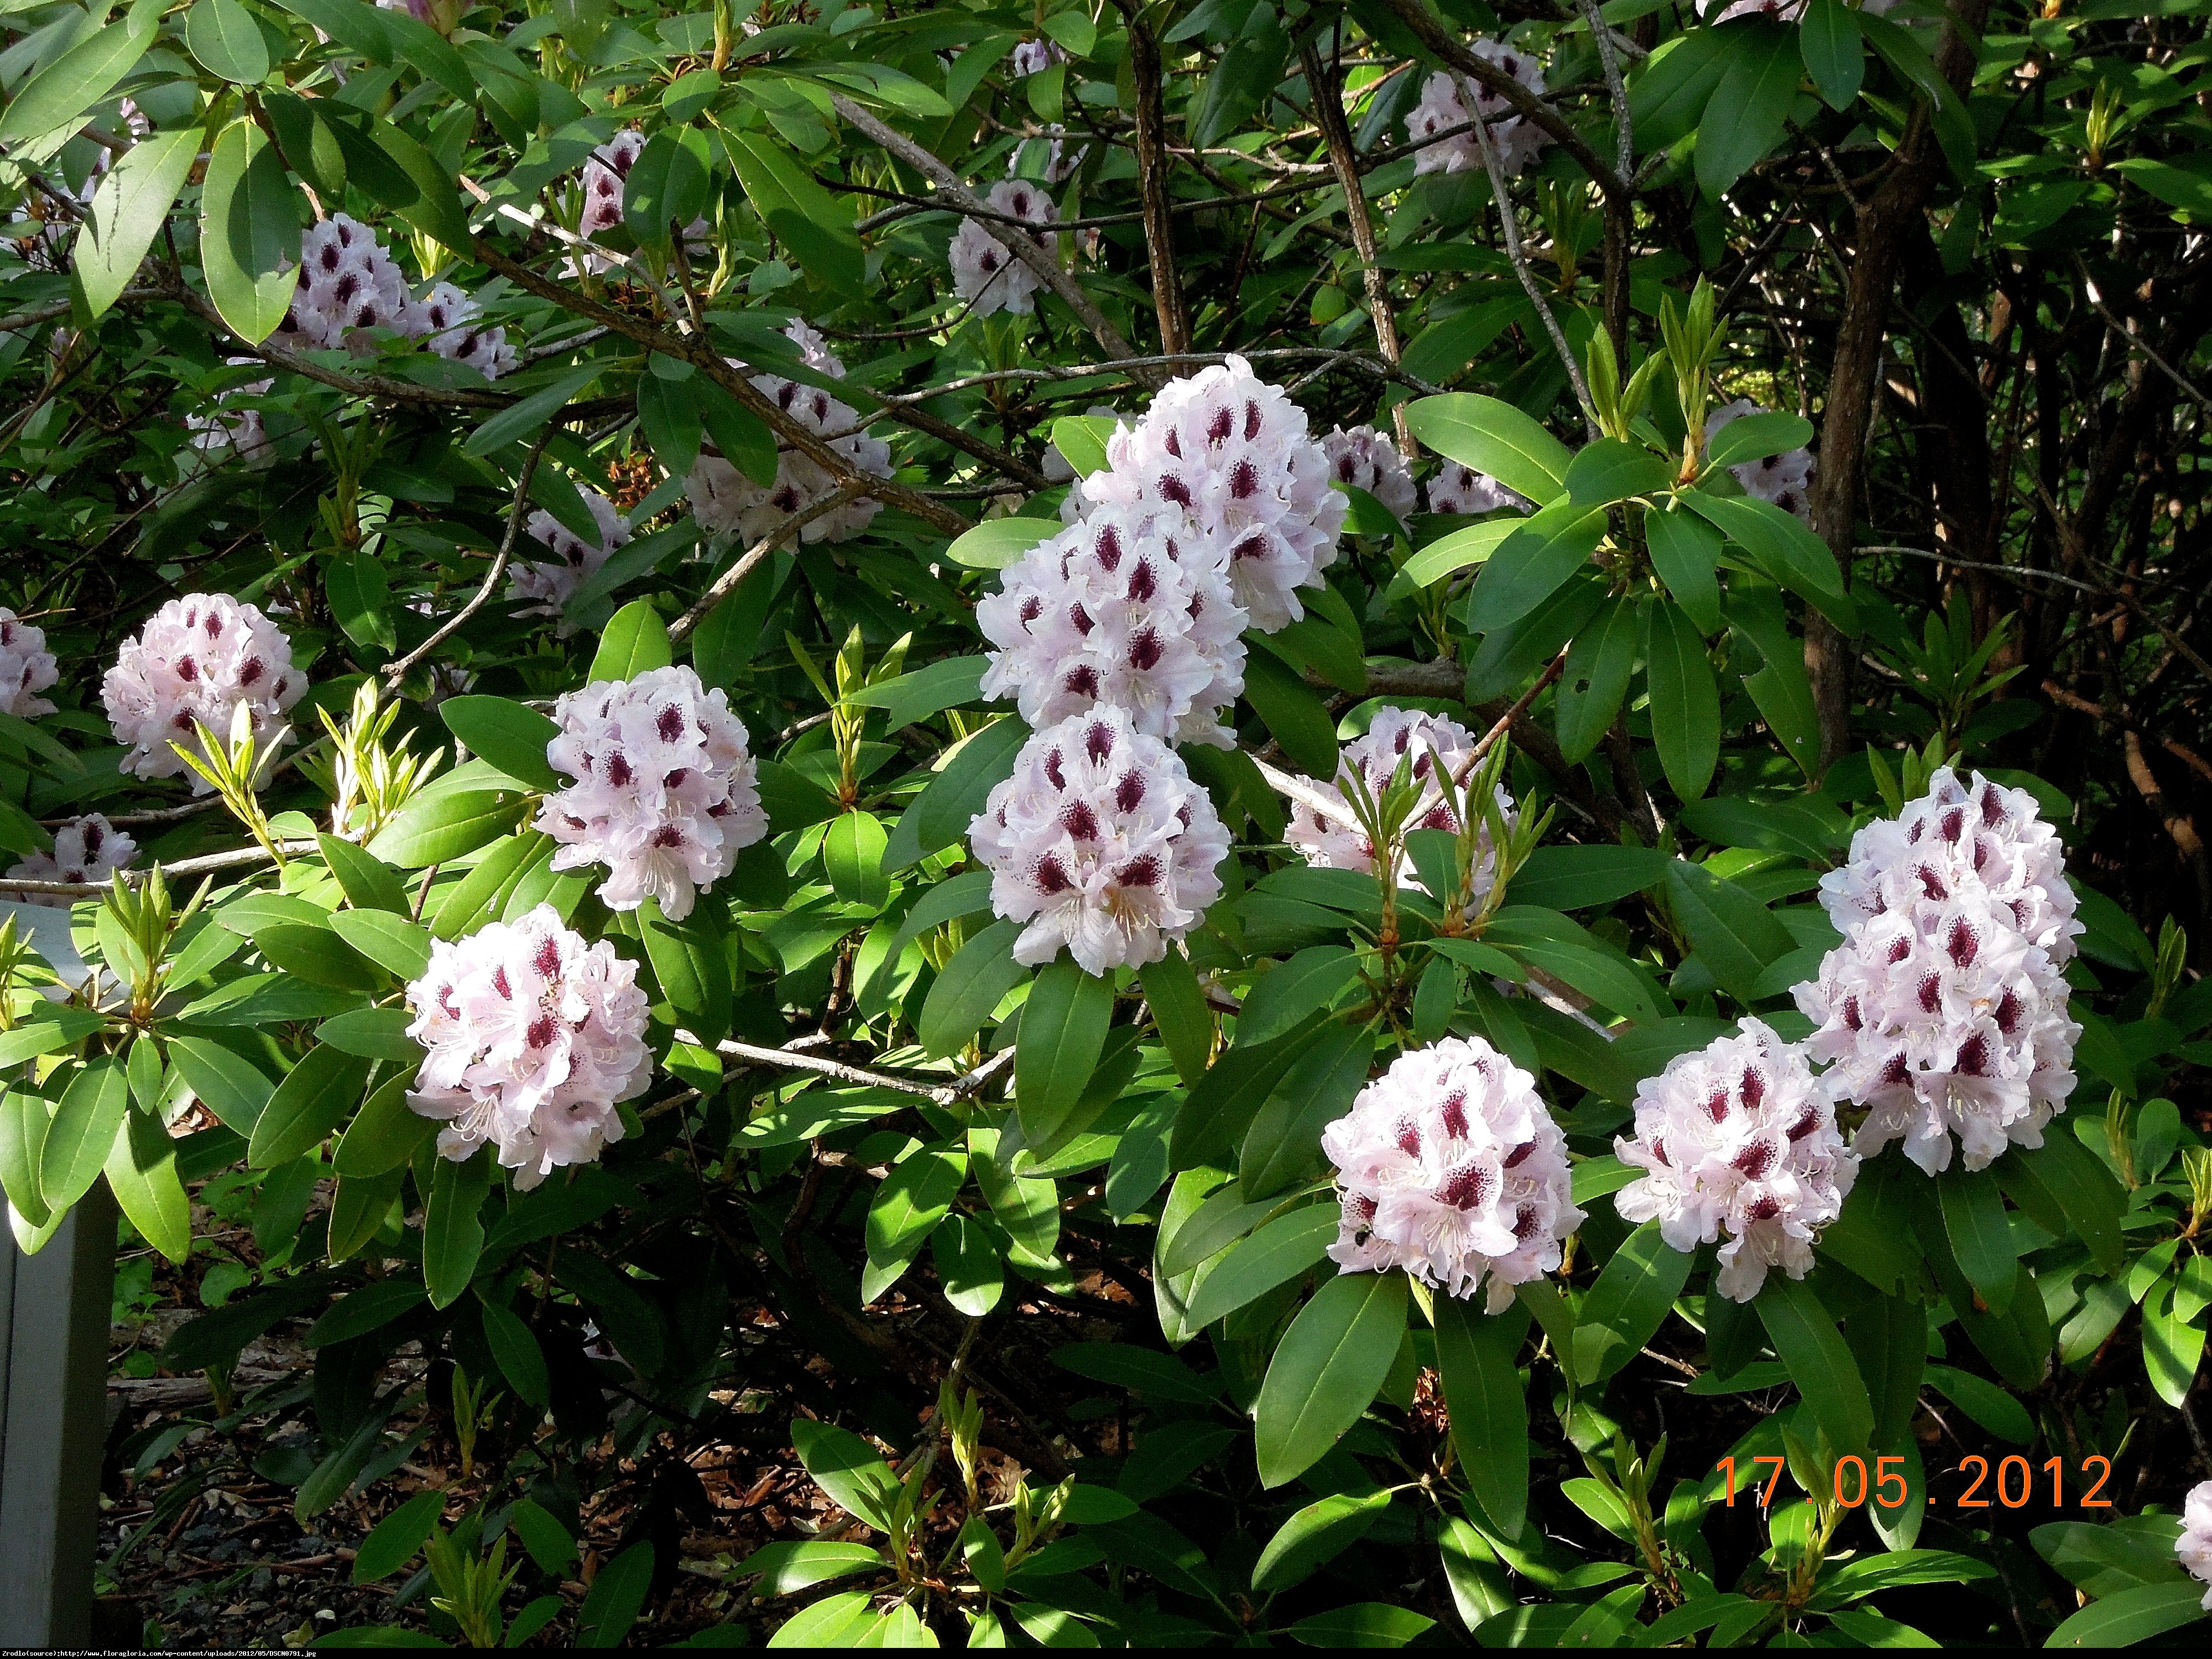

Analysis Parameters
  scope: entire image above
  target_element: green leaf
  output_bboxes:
[166,1034,275,1134]
[1923,1363,2034,1446]
[40,1056,129,1213]
[902,717,1027,864]
[1254,1271,1408,1487]
[317,834,411,916]
[309,1280,426,1347]
[916,918,1026,1057]
[1644,502,1724,634]
[2016,1134,2126,1276]
[105,1105,190,1264]
[1464,502,1608,634]
[1563,438,1672,507]
[73,127,199,320]
[479,1291,551,1408]
[641,895,733,1045]
[847,656,987,731]
[1403,394,1571,505]
[1436,1296,1531,1539]
[1171,1015,1331,1172]
[366,789,528,870]
[1047,415,1114,480]
[1695,18,1803,198]
[1138,949,1213,1086]
[1286,1604,1436,1647]
[581,598,671,682]
[186,0,271,84]
[199,119,302,345]
[440,697,561,791]
[0,1008,106,1069]
[1554,596,1639,765]
[1644,598,1721,801]
[931,1212,1003,1317]
[864,1147,967,1270]
[2043,1581,2208,1650]
[248,1045,372,1168]
[1705,411,1816,472]
[734,1541,885,1596]
[429,832,546,942]
[1241,649,1339,777]
[1573,1218,1693,1384]
[623,129,710,248]
[352,1490,444,1584]
[1180,1203,1337,1329]
[1507,844,1671,910]
[0,0,160,148]
[1799,0,1865,109]
[1237,945,1360,1045]
[1053,1340,1222,1404]
[577,1543,655,1648]
[1240,1026,1374,1200]
[1937,1165,2020,1316]
[1757,1273,1875,1456]
[0,1088,53,1229]
[1252,1490,1391,1593]
[822,811,891,910]
[1663,860,1794,1004]
[333,1073,434,1179]
[422,1150,491,1310]
[790,1420,900,1531]
[328,910,434,980]
[724,128,864,296]
[1016,954,1115,1148]
[1684,489,1848,611]
[765,1593,875,1648]
[466,362,604,458]
[315,1007,421,1063]
[255,923,385,992]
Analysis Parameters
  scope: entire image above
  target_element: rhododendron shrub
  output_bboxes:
[4,3,2208,1652]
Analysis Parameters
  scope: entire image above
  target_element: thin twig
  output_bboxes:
[383,435,551,685]
[669,482,871,644]
[2,841,320,899]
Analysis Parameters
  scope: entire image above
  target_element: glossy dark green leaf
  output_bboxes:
[1464,502,1608,634]
[351,1490,443,1584]
[1437,1295,1532,1540]
[1644,598,1721,801]
[199,119,300,344]
[440,697,561,792]
[1402,394,1571,505]
[822,811,891,909]
[248,1046,372,1168]
[1242,648,1339,777]
[40,1056,129,1213]
[74,127,199,320]
[1937,1165,2020,1316]
[422,1150,492,1310]
[1171,1013,1331,1172]
[1563,438,1672,507]
[1757,1273,1874,1455]
[905,718,1026,863]
[166,1035,275,1134]
[1663,859,1794,1004]
[105,1105,189,1264]
[310,1281,427,1348]
[1239,1026,1374,1200]
[328,910,435,980]
[1254,1271,1408,1487]
[318,834,411,916]
[1694,18,1803,198]
[186,0,270,84]
[479,1291,551,1408]
[1572,1218,1693,1384]
[916,919,1026,1057]
[1554,596,1639,764]
[1643,502,1724,634]
[1251,1490,1391,1593]
[1180,1203,1337,1329]
[789,1421,900,1531]
[1016,954,1115,1149]
[1138,949,1213,1085]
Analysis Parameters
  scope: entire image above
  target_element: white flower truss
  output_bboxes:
[185,361,275,469]
[1704,397,1815,521]
[2179,1480,2212,1610]
[1284,707,1515,899]
[1009,37,1067,76]
[978,505,1248,747]
[0,607,59,717]
[101,594,306,786]
[1797,889,2081,1175]
[1819,765,2083,965]
[404,904,654,1190]
[1074,355,1347,632]
[538,665,769,922]
[948,179,1060,319]
[1613,1019,1858,1302]
[5,815,137,905]
[510,486,632,625]
[413,280,519,381]
[1321,424,1418,524]
[1404,42,1552,180]
[1427,461,1531,517]
[278,214,418,351]
[686,327,892,546]
[1321,1035,1583,1310]
[573,130,709,272]
[969,707,1230,974]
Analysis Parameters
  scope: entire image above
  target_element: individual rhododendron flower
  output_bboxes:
[0,607,59,717]
[1819,765,2082,964]
[1010,124,1086,185]
[1075,356,1345,632]
[1427,461,1530,517]
[780,317,846,379]
[978,505,1247,747]
[1704,398,1815,521]
[5,815,137,905]
[1404,44,1551,179]
[686,364,892,545]
[510,487,631,625]
[571,131,710,273]
[403,904,653,1190]
[184,361,275,469]
[101,594,305,786]
[949,180,1059,319]
[1322,425,1418,523]
[2179,1481,2212,1610]
[968,708,1230,974]
[1797,890,2080,1175]
[1321,1035,1582,1310]
[537,665,768,922]
[1284,707,1514,898]
[1009,37,1066,76]
[413,281,518,380]
[278,214,417,351]
[1614,1019,1857,1302]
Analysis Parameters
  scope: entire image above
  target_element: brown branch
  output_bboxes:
[669,481,870,644]
[383,435,551,685]
[1126,9,1190,357]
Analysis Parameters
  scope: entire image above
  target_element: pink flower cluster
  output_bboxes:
[1427,462,1529,517]
[101,594,305,786]
[686,322,891,545]
[5,815,137,905]
[575,131,709,272]
[0,607,58,717]
[969,706,1229,974]
[538,665,769,922]
[185,361,275,470]
[275,215,515,379]
[1404,43,1551,179]
[1070,355,1346,630]
[2180,1481,2212,1610]
[1613,1019,1857,1302]
[510,487,632,625]
[1321,425,1417,524]
[1797,768,2083,1173]
[404,904,653,1189]
[1705,398,1815,521]
[978,505,1246,747]
[1321,1035,1582,1310]
[949,180,1060,319]
[1284,707,1515,899]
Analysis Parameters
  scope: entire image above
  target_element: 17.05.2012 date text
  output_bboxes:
[1717,1454,2117,1510]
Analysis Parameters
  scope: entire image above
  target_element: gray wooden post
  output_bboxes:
[0,1157,117,1645]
